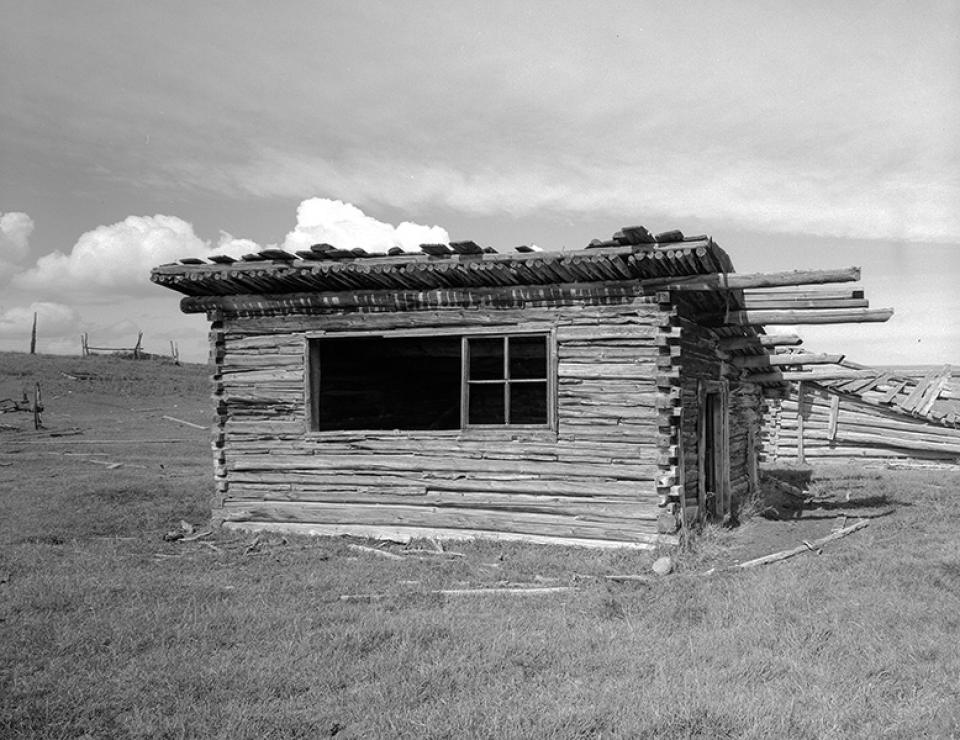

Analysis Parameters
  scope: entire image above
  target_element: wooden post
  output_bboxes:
[30,312,37,354]
[721,381,731,520]
[33,382,42,430]
[796,381,806,464]
[747,426,759,495]
[827,394,840,441]
[134,331,143,359]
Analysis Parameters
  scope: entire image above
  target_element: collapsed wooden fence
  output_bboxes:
[762,361,960,465]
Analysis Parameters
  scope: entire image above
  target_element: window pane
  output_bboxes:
[468,383,505,424]
[510,382,548,425]
[509,336,547,379]
[469,337,504,380]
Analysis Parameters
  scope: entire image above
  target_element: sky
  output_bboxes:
[1,0,958,365]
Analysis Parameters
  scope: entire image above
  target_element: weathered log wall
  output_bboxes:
[210,298,677,547]
[761,384,960,464]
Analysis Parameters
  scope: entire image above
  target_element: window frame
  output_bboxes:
[461,334,551,429]
[305,327,556,435]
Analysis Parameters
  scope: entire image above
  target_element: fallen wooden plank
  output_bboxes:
[339,585,576,602]
[347,543,404,561]
[162,415,208,430]
[604,574,654,584]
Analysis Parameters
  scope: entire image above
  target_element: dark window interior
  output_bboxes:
[314,336,461,431]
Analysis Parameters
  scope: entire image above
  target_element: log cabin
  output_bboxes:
[151,226,894,548]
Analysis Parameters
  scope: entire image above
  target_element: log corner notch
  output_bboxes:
[655,293,683,535]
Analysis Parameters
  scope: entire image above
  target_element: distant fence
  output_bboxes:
[80,332,180,364]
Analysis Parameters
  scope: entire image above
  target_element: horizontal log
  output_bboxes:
[736,353,845,369]
[742,288,865,301]
[773,427,960,454]
[748,369,880,384]
[228,467,659,495]
[717,334,802,351]
[724,308,893,325]
[223,333,304,351]
[558,362,656,379]
[556,325,658,341]
[220,500,660,543]
[741,298,869,310]
[327,434,662,458]
[224,488,658,520]
[558,347,661,362]
[220,521,668,549]
[185,281,658,315]
[775,414,960,443]
[228,453,659,480]
[645,266,861,291]
[223,352,303,366]
[223,305,655,335]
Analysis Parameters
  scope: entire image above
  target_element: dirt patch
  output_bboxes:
[700,465,897,567]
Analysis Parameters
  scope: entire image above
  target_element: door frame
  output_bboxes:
[697,379,730,522]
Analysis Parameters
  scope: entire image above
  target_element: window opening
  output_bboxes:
[310,333,550,431]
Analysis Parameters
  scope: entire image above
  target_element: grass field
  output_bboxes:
[2,352,960,738]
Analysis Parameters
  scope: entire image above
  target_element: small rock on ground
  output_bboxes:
[652,556,673,576]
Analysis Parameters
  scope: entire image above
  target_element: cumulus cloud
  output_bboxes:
[0,212,34,258]
[0,301,80,340]
[281,198,449,254]
[210,230,262,258]
[6,201,452,303]
[13,214,206,298]
[0,212,36,281]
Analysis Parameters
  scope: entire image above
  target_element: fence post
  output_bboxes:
[30,312,37,354]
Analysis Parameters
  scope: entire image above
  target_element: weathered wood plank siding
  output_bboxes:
[762,385,960,463]
[212,297,673,547]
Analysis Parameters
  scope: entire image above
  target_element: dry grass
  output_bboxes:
[2,352,960,738]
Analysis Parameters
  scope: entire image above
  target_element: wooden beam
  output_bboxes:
[723,308,893,325]
[736,353,845,368]
[797,381,806,464]
[827,394,840,441]
[180,280,651,315]
[879,379,909,404]
[747,369,883,384]
[899,369,939,413]
[645,266,861,291]
[741,298,869,310]
[743,288,865,301]
[717,334,802,351]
